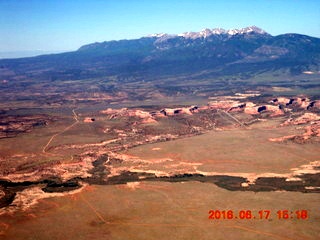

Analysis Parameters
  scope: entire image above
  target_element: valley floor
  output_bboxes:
[0,91,319,239]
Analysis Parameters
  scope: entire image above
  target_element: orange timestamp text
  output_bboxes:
[208,209,308,220]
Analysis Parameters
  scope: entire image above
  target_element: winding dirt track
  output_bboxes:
[42,109,79,153]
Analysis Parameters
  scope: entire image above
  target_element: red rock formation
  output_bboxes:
[209,100,240,110]
[270,113,320,143]
[83,117,95,123]
[282,113,320,126]
[244,102,283,116]
[270,97,320,110]
[278,123,320,142]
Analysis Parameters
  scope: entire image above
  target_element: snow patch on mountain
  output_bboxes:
[149,26,268,39]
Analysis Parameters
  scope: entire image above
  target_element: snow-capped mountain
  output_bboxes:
[151,26,268,39]
[1,26,319,82]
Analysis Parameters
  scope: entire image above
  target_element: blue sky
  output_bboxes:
[0,0,319,52]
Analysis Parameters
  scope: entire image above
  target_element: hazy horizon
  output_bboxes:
[0,49,73,59]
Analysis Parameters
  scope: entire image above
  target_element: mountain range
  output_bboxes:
[0,26,319,83]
